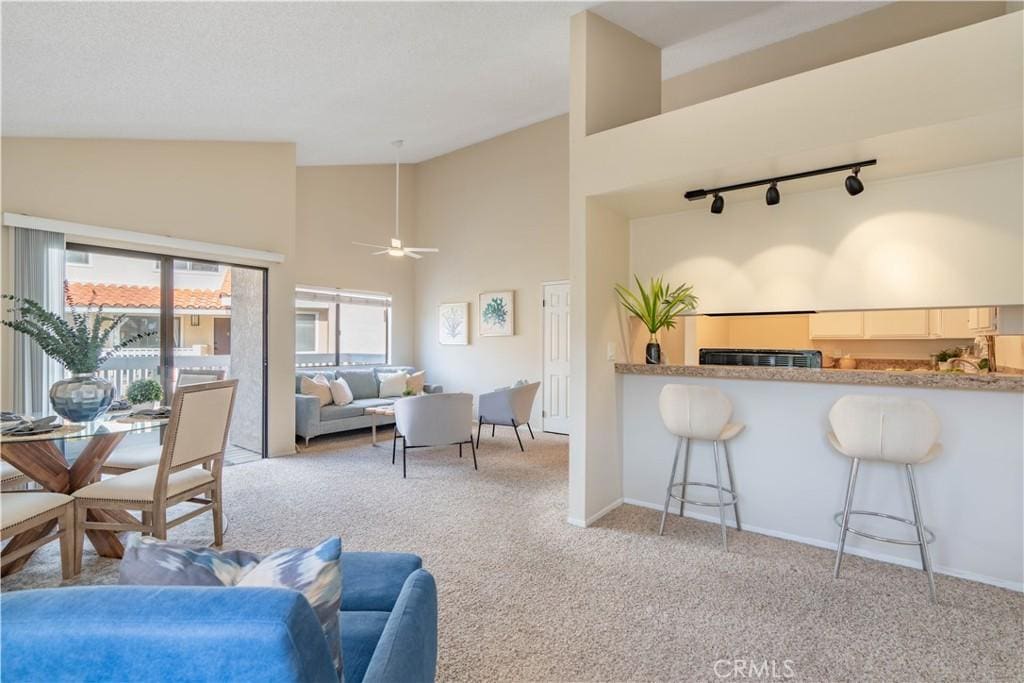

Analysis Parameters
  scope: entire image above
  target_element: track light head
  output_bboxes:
[766,182,781,206]
[710,193,724,214]
[845,167,864,196]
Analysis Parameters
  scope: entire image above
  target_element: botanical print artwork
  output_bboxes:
[479,291,514,336]
[439,302,469,345]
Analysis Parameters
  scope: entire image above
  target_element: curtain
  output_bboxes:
[9,227,65,414]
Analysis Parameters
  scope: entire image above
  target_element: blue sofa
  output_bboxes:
[295,366,443,446]
[0,552,436,683]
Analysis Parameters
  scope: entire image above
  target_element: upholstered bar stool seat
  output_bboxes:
[828,394,941,603]
[658,384,745,549]
[1,492,76,579]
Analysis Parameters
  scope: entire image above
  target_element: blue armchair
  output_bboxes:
[0,552,436,683]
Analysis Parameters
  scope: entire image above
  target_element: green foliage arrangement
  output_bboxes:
[2,283,157,374]
[614,275,699,339]
[935,348,962,363]
[126,378,164,404]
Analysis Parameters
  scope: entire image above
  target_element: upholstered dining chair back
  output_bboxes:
[658,384,733,441]
[160,380,238,471]
[395,393,473,448]
[829,394,940,464]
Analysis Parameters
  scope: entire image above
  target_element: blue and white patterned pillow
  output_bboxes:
[238,538,343,678]
[119,536,343,680]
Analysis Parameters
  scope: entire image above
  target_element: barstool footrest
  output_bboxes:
[833,510,935,546]
[669,481,737,508]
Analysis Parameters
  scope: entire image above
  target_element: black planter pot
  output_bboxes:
[645,342,661,365]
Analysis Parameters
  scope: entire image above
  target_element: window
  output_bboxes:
[295,288,390,366]
[154,260,220,273]
[295,313,317,353]
[65,250,91,265]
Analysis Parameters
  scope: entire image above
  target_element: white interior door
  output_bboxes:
[542,282,570,435]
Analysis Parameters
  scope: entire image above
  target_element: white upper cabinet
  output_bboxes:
[929,309,973,339]
[864,310,931,339]
[808,312,864,339]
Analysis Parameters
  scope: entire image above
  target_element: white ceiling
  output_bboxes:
[1,1,882,165]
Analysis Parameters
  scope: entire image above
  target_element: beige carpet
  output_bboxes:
[4,428,1022,682]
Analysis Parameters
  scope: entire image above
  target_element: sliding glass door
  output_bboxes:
[65,244,268,460]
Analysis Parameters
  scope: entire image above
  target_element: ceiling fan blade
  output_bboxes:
[372,249,390,255]
[353,241,388,249]
[404,251,423,259]
[404,247,439,252]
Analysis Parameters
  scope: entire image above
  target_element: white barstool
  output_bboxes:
[828,395,940,603]
[658,384,744,548]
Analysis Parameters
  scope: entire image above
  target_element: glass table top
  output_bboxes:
[0,410,168,444]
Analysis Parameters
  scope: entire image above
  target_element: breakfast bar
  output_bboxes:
[617,363,1024,590]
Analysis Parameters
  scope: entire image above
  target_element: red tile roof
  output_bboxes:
[67,282,229,310]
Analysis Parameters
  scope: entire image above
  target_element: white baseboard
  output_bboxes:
[621,498,1023,593]
[567,497,624,528]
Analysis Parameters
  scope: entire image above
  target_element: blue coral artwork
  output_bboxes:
[479,291,514,337]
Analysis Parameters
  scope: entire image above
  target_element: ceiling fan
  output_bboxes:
[353,140,438,260]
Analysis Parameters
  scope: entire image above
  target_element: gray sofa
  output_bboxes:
[295,366,442,445]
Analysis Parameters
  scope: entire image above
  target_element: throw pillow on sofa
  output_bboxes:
[329,376,354,405]
[301,374,334,407]
[119,535,344,680]
[378,372,409,398]
[406,370,426,395]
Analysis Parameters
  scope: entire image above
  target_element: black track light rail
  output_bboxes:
[684,159,877,201]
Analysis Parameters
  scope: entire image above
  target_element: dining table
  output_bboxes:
[0,413,167,576]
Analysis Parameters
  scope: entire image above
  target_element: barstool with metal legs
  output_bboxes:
[658,384,744,549]
[828,394,941,603]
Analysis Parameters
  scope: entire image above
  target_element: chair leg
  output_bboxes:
[393,430,398,465]
[476,417,483,449]
[659,437,684,536]
[678,438,691,518]
[491,423,495,437]
[59,504,75,580]
[526,422,535,439]
[511,419,524,452]
[469,435,478,470]
[153,504,168,540]
[712,441,728,550]
[212,481,224,547]
[459,442,463,458]
[723,441,741,532]
[73,501,87,575]
[141,510,153,535]
[402,439,407,479]
[905,464,937,604]
[834,458,861,578]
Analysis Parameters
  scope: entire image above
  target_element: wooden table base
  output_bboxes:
[2,432,132,576]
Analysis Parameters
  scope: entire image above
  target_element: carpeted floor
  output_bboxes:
[4,428,1022,682]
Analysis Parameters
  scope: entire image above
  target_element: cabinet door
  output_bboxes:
[929,309,973,339]
[809,312,864,339]
[864,309,931,338]
[967,307,996,332]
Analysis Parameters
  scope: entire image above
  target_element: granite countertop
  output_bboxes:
[614,363,1024,393]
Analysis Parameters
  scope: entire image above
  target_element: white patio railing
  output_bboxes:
[96,350,230,397]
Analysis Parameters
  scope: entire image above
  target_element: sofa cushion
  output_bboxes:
[350,398,395,410]
[342,610,390,683]
[338,370,379,400]
[321,403,367,421]
[378,372,409,398]
[300,375,334,407]
[296,369,331,393]
[342,551,422,612]
[330,377,354,406]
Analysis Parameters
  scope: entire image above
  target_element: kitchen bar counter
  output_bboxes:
[615,363,1024,392]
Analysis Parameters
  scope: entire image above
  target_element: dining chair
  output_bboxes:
[1,461,30,491]
[71,379,237,572]
[1,492,76,579]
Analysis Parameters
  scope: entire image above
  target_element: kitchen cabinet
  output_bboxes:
[864,309,931,339]
[967,307,996,333]
[929,309,973,339]
[808,312,864,339]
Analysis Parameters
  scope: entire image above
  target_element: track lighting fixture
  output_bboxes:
[844,167,864,196]
[684,159,876,214]
[710,193,724,214]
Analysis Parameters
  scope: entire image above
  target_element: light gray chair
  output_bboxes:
[828,394,941,603]
[476,382,540,452]
[393,393,476,478]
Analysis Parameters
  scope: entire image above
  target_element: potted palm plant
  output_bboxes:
[2,283,156,421]
[614,276,698,364]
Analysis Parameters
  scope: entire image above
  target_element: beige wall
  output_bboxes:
[413,116,569,418]
[295,165,417,365]
[631,159,1024,315]
[0,138,298,456]
[661,2,1011,113]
